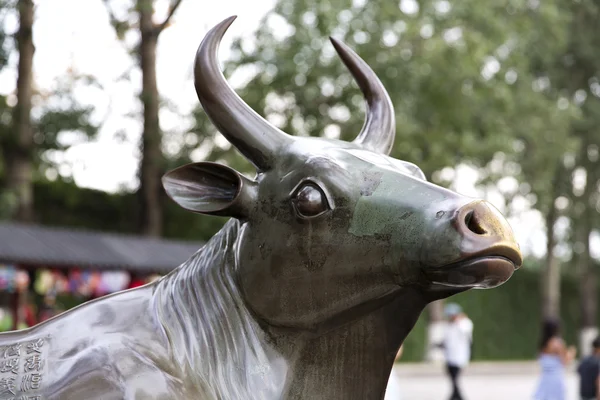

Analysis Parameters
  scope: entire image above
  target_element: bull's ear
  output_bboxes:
[162,162,256,218]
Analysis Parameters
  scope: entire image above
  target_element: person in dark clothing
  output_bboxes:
[577,336,600,400]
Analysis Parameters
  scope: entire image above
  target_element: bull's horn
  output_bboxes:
[194,16,291,171]
[330,38,395,155]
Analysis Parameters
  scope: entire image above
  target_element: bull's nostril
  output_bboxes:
[465,210,487,235]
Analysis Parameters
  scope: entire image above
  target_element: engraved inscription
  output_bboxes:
[24,341,42,356]
[0,336,49,400]
[22,357,41,374]
[7,396,41,400]
[0,359,19,375]
[20,374,41,392]
[2,346,20,360]
[0,377,16,396]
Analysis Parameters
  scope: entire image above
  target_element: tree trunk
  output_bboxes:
[425,300,445,362]
[6,0,35,222]
[138,0,163,237]
[542,198,560,321]
[577,159,597,356]
[577,224,595,326]
[577,215,596,356]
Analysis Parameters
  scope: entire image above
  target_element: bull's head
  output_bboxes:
[163,16,522,330]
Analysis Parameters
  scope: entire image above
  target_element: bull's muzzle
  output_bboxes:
[424,200,523,289]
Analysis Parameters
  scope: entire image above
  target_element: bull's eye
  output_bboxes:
[292,183,329,218]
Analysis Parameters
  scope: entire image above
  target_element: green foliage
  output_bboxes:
[398,310,427,362]
[178,108,254,176]
[188,0,571,188]
[33,177,213,242]
[32,76,100,171]
[0,0,11,70]
[0,0,15,183]
[34,178,138,233]
[103,0,135,41]
[0,1,100,214]
[0,79,100,209]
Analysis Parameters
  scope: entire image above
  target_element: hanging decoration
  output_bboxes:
[1,265,164,298]
[32,269,131,297]
[0,265,30,293]
[95,271,131,297]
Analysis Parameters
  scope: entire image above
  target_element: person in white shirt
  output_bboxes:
[442,303,473,400]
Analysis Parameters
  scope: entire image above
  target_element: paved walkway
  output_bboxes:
[385,362,579,400]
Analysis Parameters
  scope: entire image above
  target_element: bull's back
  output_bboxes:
[0,285,184,400]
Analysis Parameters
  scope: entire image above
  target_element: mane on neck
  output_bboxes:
[152,219,287,399]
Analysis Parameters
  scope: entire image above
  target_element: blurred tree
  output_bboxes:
[548,0,600,352]
[0,0,98,222]
[0,1,11,219]
[189,0,570,360]
[501,0,600,335]
[102,0,183,237]
[4,0,34,222]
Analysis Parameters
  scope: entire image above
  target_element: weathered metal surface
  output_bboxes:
[0,16,522,400]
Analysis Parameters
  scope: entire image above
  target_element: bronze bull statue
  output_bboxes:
[0,16,522,400]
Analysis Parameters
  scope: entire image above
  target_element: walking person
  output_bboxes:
[577,336,600,400]
[442,303,473,400]
[533,318,577,400]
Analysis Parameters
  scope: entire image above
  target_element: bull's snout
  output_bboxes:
[424,200,523,289]
[455,201,523,267]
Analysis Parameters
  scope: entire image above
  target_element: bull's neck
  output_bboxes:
[152,219,288,399]
[274,288,426,400]
[152,219,427,400]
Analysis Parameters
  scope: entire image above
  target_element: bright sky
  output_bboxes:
[2,0,594,260]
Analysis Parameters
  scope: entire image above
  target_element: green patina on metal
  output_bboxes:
[349,169,437,239]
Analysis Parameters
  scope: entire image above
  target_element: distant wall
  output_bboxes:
[400,269,589,362]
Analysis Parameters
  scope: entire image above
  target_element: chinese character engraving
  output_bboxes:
[0,357,19,375]
[23,355,42,373]
[8,396,41,400]
[2,344,21,359]
[25,340,43,355]
[20,373,42,392]
[0,337,49,398]
[0,376,16,395]
[8,396,42,400]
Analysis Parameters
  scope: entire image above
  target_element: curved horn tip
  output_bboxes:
[328,37,364,74]
[195,15,238,73]
[202,16,238,41]
[194,15,237,74]
[328,34,396,155]
[212,15,237,34]
[222,15,238,24]
[193,13,290,171]
[329,36,351,50]
[329,37,346,53]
